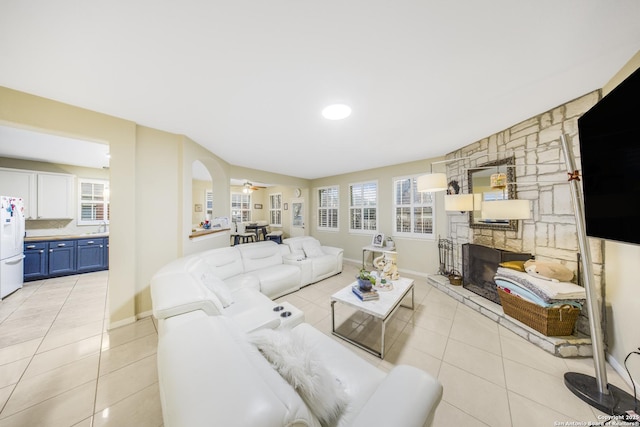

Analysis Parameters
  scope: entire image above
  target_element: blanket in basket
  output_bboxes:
[494,267,586,304]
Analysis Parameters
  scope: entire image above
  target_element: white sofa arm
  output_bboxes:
[349,365,443,427]
[151,272,224,320]
[321,246,343,256]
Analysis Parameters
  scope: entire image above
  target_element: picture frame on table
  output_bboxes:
[372,232,385,247]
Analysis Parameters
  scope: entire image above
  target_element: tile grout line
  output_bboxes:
[90,274,111,426]
[0,277,81,418]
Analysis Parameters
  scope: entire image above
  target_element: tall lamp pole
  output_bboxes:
[560,134,637,418]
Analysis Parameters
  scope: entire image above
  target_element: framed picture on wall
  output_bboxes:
[284,203,289,210]
[254,203,263,209]
[194,204,203,212]
[372,232,384,247]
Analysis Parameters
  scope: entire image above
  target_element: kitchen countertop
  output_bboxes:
[25,233,109,242]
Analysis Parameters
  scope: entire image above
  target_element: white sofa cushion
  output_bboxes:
[237,241,284,273]
[302,239,325,258]
[158,314,317,427]
[224,273,260,293]
[248,328,349,426]
[283,237,344,287]
[200,272,234,307]
[283,237,306,257]
[200,246,245,280]
[253,265,301,299]
[311,254,337,278]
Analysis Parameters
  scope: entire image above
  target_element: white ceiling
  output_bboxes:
[0,125,110,169]
[1,1,639,179]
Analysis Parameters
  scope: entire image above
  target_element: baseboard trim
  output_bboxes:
[107,316,137,330]
[344,257,430,279]
[606,352,640,392]
[137,310,153,320]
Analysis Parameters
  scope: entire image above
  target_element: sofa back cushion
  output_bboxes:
[302,239,325,258]
[237,241,283,273]
[199,247,244,280]
[282,236,306,257]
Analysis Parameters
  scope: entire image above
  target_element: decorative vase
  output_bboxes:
[357,277,373,291]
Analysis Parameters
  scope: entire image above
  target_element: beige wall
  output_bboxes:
[181,136,233,256]
[601,51,640,387]
[0,86,138,327]
[134,126,182,315]
[0,87,237,326]
[309,158,446,275]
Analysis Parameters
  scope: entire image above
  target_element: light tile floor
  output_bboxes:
[0,264,634,426]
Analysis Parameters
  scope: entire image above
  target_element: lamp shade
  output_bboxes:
[480,199,531,220]
[416,173,448,192]
[473,193,483,210]
[444,194,474,211]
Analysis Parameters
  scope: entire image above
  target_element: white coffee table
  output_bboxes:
[330,277,414,359]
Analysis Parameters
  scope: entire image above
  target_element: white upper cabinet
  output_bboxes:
[0,168,74,219]
[37,172,74,219]
[0,168,37,219]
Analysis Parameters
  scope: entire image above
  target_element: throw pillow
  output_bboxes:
[499,260,527,272]
[523,259,574,283]
[248,328,348,426]
[200,272,234,307]
[302,240,324,259]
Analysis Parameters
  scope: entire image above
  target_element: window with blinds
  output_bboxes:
[231,193,251,223]
[78,179,110,225]
[393,176,435,239]
[349,181,377,232]
[206,190,213,215]
[269,193,282,226]
[317,186,339,230]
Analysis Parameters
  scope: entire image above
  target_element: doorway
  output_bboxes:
[290,198,305,237]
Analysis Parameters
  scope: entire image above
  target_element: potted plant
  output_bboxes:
[356,269,375,291]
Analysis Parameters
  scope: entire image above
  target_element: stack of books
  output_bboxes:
[352,285,379,301]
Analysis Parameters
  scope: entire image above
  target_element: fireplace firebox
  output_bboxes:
[461,243,532,304]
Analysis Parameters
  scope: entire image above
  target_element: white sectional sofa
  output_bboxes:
[282,236,344,286]
[157,310,443,427]
[150,239,442,426]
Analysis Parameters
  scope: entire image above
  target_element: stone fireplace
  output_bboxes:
[461,243,531,304]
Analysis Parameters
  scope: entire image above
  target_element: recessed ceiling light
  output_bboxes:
[322,104,352,120]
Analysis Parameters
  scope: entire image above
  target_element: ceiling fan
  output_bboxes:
[242,181,266,193]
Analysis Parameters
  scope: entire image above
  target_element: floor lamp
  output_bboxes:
[560,134,638,419]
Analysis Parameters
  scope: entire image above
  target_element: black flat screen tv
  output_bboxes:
[578,66,640,245]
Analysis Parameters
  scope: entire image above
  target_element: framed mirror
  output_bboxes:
[468,157,518,231]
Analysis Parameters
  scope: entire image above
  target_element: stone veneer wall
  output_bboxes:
[444,90,604,337]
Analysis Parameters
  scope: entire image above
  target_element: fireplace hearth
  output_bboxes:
[462,243,531,304]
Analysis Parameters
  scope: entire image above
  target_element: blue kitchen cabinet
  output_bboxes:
[77,238,105,273]
[23,242,48,281]
[48,240,76,277]
[103,237,109,269]
[24,236,109,281]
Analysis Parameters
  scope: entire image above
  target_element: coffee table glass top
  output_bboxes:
[331,277,414,319]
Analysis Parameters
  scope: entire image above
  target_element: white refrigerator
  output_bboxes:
[0,196,25,299]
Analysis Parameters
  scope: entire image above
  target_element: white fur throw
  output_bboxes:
[248,328,348,426]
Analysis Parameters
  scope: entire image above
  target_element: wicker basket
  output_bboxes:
[448,271,463,286]
[497,288,580,336]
